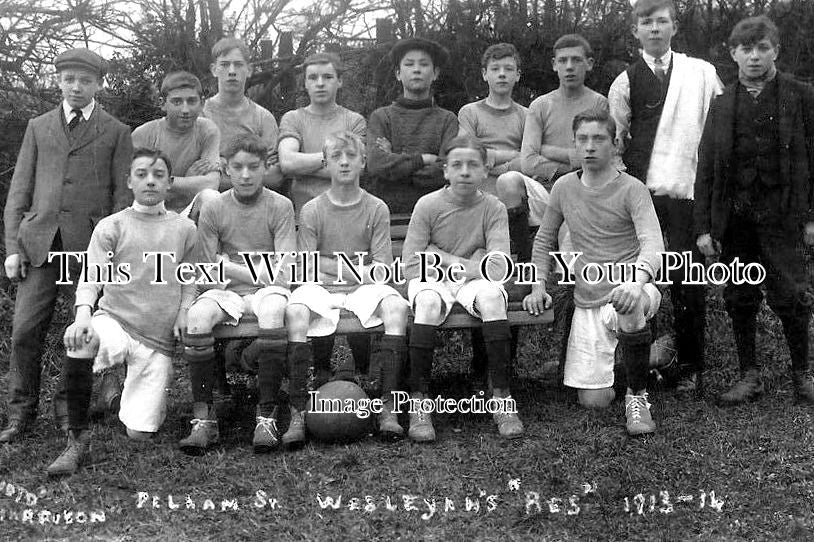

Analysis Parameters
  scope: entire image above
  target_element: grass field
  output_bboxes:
[0,281,812,542]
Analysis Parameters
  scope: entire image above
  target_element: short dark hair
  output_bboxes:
[323,131,365,160]
[572,109,616,139]
[632,0,677,22]
[553,34,593,58]
[160,71,202,97]
[302,52,344,77]
[481,43,521,70]
[223,134,267,162]
[728,16,780,48]
[212,37,251,62]
[444,135,488,164]
[132,147,173,178]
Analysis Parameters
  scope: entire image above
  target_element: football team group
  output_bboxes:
[3,0,813,477]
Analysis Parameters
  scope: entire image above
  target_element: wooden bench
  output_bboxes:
[213,213,553,339]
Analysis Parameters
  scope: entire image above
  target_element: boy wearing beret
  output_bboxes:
[2,48,132,443]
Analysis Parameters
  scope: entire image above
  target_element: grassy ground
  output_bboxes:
[0,281,812,541]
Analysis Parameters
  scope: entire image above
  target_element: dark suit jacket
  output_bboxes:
[4,104,133,267]
[694,72,814,240]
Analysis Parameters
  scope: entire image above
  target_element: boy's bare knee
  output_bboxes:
[379,295,409,327]
[578,387,615,409]
[186,299,222,333]
[496,172,526,208]
[70,335,100,359]
[617,295,649,333]
[413,290,444,325]
[475,288,507,320]
[256,294,287,328]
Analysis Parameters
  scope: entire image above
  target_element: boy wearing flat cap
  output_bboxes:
[2,47,132,443]
[132,71,221,220]
[366,37,459,213]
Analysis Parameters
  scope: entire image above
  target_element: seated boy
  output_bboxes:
[132,71,221,220]
[524,110,664,435]
[285,131,410,442]
[401,135,524,442]
[179,134,296,455]
[46,149,197,476]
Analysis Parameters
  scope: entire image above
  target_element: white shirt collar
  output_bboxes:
[62,99,95,122]
[132,201,167,215]
[642,49,672,72]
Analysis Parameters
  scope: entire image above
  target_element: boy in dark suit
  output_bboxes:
[694,16,814,405]
[2,48,132,442]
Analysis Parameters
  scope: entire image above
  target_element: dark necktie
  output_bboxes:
[654,58,666,84]
[68,109,83,131]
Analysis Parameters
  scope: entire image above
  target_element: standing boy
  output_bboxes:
[179,134,296,455]
[694,16,814,405]
[524,110,664,434]
[278,52,366,214]
[366,38,459,214]
[518,33,607,220]
[203,37,283,190]
[401,135,524,442]
[132,71,221,219]
[286,131,410,442]
[46,149,197,475]
[609,0,722,392]
[2,48,132,442]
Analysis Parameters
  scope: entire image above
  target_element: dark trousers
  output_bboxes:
[721,213,812,373]
[6,256,71,421]
[651,195,706,375]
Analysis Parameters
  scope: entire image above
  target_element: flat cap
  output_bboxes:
[389,38,449,68]
[54,48,106,76]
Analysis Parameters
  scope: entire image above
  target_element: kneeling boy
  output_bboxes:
[286,131,409,443]
[180,134,296,455]
[401,135,524,442]
[524,110,664,435]
[47,149,197,476]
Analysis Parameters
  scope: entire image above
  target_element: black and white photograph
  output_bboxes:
[0,0,812,539]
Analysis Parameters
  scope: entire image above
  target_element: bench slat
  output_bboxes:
[213,304,552,339]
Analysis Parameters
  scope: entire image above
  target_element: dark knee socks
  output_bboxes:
[287,340,313,411]
[482,320,512,390]
[409,324,437,394]
[507,201,532,262]
[256,328,288,416]
[311,335,335,385]
[618,327,652,393]
[64,356,93,432]
[373,335,406,398]
[183,331,216,405]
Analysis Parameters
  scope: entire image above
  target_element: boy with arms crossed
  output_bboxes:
[524,110,664,435]
[402,135,524,442]
[179,134,296,455]
[516,34,607,255]
[694,16,814,404]
[47,149,197,476]
[366,38,459,214]
[2,48,132,442]
[203,37,283,190]
[286,132,410,442]
[609,0,722,392]
[131,71,220,219]
[278,52,366,214]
